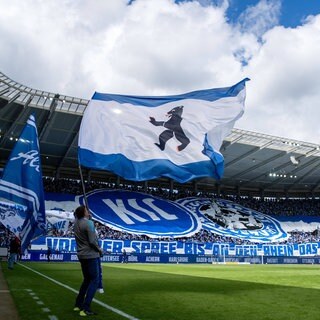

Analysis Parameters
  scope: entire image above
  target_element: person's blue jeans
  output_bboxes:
[8,253,17,269]
[75,257,99,312]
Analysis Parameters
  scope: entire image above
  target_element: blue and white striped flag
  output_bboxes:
[0,114,46,252]
[78,79,249,182]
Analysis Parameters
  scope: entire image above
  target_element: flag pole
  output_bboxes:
[78,164,89,210]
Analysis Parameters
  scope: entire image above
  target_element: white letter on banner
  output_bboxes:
[142,198,178,220]
[128,199,160,221]
[102,199,148,224]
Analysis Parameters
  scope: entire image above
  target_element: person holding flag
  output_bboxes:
[73,205,103,316]
[0,113,46,253]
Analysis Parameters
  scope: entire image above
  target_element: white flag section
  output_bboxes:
[0,114,46,252]
[0,200,27,234]
[78,78,249,182]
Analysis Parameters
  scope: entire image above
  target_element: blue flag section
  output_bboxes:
[0,114,46,252]
[78,79,249,182]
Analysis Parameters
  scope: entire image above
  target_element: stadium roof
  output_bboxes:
[1,71,320,198]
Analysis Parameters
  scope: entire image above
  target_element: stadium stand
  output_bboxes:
[2,177,319,247]
[1,72,320,261]
[2,71,320,199]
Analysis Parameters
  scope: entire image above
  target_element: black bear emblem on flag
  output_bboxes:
[149,105,190,152]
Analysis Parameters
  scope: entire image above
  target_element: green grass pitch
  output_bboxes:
[2,262,320,320]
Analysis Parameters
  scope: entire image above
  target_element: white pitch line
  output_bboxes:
[19,263,140,320]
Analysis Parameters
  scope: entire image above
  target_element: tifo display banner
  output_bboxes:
[46,210,74,233]
[176,197,288,243]
[20,251,320,265]
[31,237,320,257]
[78,79,249,182]
[78,190,201,238]
[44,190,320,243]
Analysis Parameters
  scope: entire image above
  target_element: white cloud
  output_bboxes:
[0,0,320,144]
[239,15,320,143]
[237,0,281,38]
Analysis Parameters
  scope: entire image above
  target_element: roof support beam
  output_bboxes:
[0,88,10,96]
[225,146,259,168]
[226,151,287,181]
[39,94,59,141]
[8,92,21,104]
[56,131,79,171]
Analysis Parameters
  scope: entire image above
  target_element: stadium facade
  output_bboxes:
[1,71,320,198]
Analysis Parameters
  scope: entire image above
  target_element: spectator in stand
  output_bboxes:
[47,246,52,262]
[122,249,128,263]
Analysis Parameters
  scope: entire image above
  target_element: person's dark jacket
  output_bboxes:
[9,237,21,254]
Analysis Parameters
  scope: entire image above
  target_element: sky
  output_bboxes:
[0,0,320,144]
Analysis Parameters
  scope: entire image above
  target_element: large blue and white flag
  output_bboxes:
[0,114,46,252]
[78,78,249,182]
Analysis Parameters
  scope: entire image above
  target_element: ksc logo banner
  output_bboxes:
[78,190,201,238]
[176,197,288,243]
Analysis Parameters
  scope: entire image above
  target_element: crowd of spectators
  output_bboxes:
[44,218,320,245]
[1,220,319,248]
[42,177,320,244]
[1,177,320,247]
[43,177,320,216]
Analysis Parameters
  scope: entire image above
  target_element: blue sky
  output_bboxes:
[226,0,320,28]
[0,0,320,144]
[274,0,320,27]
[212,0,320,28]
[178,0,320,28]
